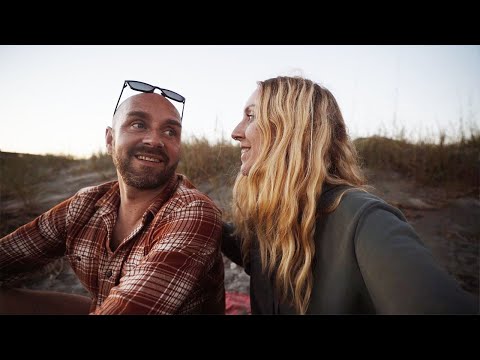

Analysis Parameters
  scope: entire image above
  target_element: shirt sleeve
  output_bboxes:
[0,198,70,287]
[355,204,478,314]
[92,199,222,315]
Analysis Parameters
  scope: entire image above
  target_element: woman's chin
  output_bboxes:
[241,165,250,176]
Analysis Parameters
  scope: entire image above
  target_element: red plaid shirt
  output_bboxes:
[0,174,225,314]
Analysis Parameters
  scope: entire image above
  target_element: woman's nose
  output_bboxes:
[231,121,245,141]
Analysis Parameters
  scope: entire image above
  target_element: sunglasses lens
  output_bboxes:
[162,89,185,103]
[127,81,154,92]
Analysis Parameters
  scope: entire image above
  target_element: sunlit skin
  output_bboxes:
[105,92,182,251]
[231,87,260,176]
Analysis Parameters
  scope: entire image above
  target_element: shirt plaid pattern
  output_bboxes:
[0,174,225,314]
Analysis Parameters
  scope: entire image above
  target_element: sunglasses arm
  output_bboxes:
[113,82,128,116]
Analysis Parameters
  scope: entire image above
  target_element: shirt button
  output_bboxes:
[105,270,113,278]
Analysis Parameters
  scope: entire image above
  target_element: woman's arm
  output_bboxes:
[355,204,478,314]
[221,222,246,269]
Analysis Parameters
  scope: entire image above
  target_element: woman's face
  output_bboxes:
[231,87,261,176]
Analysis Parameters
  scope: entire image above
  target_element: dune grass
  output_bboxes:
[0,152,76,205]
[1,130,478,213]
[354,131,479,192]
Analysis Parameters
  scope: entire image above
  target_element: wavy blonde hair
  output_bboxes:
[232,76,366,314]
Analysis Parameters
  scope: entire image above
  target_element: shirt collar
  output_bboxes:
[143,174,181,219]
[94,174,181,220]
[95,181,120,216]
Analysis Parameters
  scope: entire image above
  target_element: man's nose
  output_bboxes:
[142,130,164,148]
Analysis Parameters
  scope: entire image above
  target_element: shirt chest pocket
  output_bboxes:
[120,248,146,277]
[64,224,104,280]
[66,252,97,280]
[65,236,102,282]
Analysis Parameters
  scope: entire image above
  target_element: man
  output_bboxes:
[0,80,225,314]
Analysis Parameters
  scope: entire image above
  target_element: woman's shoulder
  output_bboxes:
[339,187,386,207]
[320,184,405,222]
[320,184,383,207]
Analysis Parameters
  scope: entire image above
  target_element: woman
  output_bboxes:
[222,76,477,314]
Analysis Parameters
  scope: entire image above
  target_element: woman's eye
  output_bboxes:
[247,114,255,122]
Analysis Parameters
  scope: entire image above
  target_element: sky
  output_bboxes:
[1,45,479,158]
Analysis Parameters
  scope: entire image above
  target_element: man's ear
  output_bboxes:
[105,126,113,155]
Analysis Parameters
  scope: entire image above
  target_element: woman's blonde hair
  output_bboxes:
[232,76,366,314]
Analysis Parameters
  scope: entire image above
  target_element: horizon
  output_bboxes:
[1,129,476,160]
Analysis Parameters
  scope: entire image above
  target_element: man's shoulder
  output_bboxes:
[171,175,220,211]
[75,180,118,198]
[69,180,118,211]
[60,181,118,224]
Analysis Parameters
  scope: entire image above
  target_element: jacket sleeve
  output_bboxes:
[354,203,478,314]
[221,222,247,270]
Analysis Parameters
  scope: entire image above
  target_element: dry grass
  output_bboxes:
[177,136,240,189]
[62,137,241,188]
[354,131,479,193]
[0,152,76,206]
[1,129,478,218]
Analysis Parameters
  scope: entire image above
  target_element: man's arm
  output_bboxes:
[0,199,70,287]
[92,199,222,314]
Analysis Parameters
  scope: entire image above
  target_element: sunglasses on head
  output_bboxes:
[113,80,186,120]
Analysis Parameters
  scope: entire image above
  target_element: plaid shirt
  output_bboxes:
[0,174,225,314]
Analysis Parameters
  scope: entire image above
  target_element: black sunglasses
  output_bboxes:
[113,80,186,120]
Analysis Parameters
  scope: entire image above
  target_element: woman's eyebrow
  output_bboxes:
[244,104,256,112]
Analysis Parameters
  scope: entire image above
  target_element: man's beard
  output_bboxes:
[112,145,179,190]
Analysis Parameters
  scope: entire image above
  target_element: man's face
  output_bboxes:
[106,93,182,190]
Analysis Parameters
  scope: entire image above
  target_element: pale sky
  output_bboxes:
[1,45,479,158]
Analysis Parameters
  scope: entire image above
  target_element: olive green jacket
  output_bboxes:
[222,185,478,314]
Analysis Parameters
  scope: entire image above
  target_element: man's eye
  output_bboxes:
[132,123,145,129]
[164,129,176,137]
